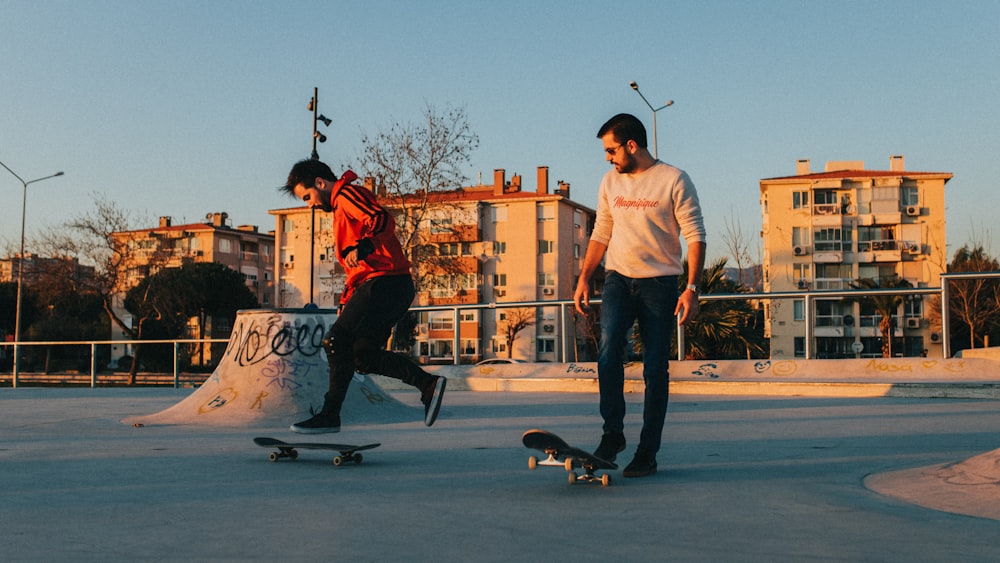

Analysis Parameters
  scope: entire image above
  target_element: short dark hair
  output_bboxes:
[279,159,337,196]
[597,113,648,149]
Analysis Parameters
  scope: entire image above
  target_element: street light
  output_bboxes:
[629,81,674,159]
[306,87,332,306]
[1,160,64,385]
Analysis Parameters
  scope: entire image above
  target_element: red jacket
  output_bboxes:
[327,170,412,304]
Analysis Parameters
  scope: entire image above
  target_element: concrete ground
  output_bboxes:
[2,387,999,562]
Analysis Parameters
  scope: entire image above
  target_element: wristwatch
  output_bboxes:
[686,284,700,295]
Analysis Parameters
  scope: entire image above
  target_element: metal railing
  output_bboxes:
[0,338,227,388]
[3,271,998,385]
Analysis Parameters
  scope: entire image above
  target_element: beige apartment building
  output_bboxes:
[760,156,952,359]
[110,213,275,362]
[269,166,597,364]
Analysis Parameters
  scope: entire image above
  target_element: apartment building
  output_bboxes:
[269,166,597,364]
[760,156,952,359]
[109,213,275,363]
[113,213,275,307]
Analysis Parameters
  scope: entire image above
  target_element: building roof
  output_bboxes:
[762,169,953,182]
[117,222,271,238]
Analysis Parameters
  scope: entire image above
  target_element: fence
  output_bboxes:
[3,271,998,387]
[0,338,228,388]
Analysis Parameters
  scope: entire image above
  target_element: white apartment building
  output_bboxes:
[761,156,952,359]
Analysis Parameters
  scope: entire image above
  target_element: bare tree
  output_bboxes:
[945,244,1000,350]
[720,206,760,288]
[37,193,169,381]
[352,103,479,294]
[500,306,535,359]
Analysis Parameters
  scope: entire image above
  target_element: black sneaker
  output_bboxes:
[593,431,626,463]
[623,448,657,478]
[421,376,447,427]
[290,411,341,434]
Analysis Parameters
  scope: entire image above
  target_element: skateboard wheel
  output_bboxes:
[289,450,299,461]
[333,456,343,466]
[268,452,279,462]
[601,474,610,487]
[354,453,363,464]
[528,456,538,470]
[564,457,574,472]
[568,472,577,485]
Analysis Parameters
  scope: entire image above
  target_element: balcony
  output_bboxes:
[857,240,918,263]
[811,203,843,227]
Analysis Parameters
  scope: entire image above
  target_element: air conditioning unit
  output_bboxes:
[905,317,921,329]
[930,332,942,343]
[283,262,294,270]
[797,279,809,289]
[842,314,855,326]
[542,324,555,333]
[793,245,808,256]
[905,205,920,217]
[542,288,555,296]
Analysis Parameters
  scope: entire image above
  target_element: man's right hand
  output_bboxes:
[574,279,590,316]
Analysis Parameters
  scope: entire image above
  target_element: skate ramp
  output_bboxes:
[123,308,416,427]
[866,448,1000,521]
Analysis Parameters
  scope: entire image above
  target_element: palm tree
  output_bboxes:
[677,257,767,360]
[850,275,913,358]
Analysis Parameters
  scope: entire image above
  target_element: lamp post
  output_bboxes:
[1,160,64,386]
[628,81,673,159]
[305,87,332,306]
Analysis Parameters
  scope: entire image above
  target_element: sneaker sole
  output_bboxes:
[424,377,447,426]
[289,424,341,434]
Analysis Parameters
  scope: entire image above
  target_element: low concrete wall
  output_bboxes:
[369,356,1000,399]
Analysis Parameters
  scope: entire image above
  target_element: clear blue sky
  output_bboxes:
[3,0,998,265]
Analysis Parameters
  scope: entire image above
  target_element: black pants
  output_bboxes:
[321,274,432,412]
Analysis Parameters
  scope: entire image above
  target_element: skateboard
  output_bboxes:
[253,437,380,466]
[522,429,617,486]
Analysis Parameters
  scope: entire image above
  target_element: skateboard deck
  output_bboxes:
[522,429,617,486]
[253,437,380,466]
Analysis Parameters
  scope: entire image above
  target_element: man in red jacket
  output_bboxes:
[280,159,446,433]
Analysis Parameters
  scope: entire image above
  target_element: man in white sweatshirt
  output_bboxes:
[574,113,706,477]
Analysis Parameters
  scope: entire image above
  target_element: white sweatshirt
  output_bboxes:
[590,160,706,278]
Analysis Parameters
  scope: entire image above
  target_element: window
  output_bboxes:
[792,191,810,209]
[814,228,842,251]
[537,204,554,222]
[439,243,460,256]
[538,273,555,286]
[574,244,581,259]
[282,219,295,232]
[494,273,507,288]
[430,217,453,234]
[574,210,582,228]
[492,206,507,222]
[538,240,554,254]
[537,338,555,354]
[493,241,506,256]
[792,227,808,247]
[429,316,454,331]
[902,186,919,206]
[794,300,805,321]
[219,239,233,254]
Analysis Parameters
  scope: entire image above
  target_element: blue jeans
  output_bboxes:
[597,272,678,454]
